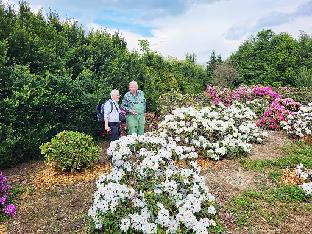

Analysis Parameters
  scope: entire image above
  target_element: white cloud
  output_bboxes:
[86,22,145,51]
[140,0,312,63]
[272,15,312,37]
[3,0,312,64]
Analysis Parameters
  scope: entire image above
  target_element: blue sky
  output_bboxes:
[3,0,312,63]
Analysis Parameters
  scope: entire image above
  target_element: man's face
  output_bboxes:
[112,93,120,101]
[129,83,138,94]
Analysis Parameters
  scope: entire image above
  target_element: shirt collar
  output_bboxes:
[130,90,139,96]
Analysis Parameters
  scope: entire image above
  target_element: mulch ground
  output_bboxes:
[250,130,293,160]
[1,142,111,234]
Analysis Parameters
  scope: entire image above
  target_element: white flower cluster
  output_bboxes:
[295,163,312,196]
[246,98,270,117]
[89,135,217,233]
[282,103,312,137]
[158,102,268,160]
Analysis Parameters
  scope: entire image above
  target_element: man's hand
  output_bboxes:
[105,125,111,132]
[130,109,137,115]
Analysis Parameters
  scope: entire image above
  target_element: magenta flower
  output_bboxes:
[0,196,7,205]
[1,172,17,218]
[4,204,16,217]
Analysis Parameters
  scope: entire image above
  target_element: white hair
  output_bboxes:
[110,89,120,97]
[129,81,138,88]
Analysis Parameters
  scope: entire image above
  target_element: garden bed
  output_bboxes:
[1,134,311,233]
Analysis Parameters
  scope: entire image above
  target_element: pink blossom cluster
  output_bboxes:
[256,98,301,130]
[206,85,301,130]
[253,85,282,100]
[0,172,16,218]
[206,85,282,106]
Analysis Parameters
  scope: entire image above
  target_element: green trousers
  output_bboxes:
[126,113,145,135]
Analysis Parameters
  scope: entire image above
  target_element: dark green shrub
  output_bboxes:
[157,91,212,117]
[40,131,100,172]
[294,67,312,88]
[0,65,108,169]
[275,87,312,105]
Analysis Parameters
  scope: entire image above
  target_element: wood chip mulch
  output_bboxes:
[34,163,112,188]
[281,168,305,185]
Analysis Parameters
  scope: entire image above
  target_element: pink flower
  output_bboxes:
[0,196,7,205]
[4,204,16,217]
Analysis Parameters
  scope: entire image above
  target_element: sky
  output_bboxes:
[3,0,312,64]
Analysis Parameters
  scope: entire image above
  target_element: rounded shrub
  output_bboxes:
[40,131,100,172]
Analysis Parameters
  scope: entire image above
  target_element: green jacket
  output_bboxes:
[121,90,146,114]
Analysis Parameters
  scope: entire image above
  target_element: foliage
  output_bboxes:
[230,30,312,87]
[158,91,197,117]
[206,50,222,79]
[88,135,218,233]
[141,44,209,113]
[0,172,16,222]
[294,67,312,87]
[212,60,241,87]
[40,131,100,172]
[275,86,312,105]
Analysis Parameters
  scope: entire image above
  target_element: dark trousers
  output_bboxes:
[108,122,120,142]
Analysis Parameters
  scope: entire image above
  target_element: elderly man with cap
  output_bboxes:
[121,81,146,135]
[103,89,121,142]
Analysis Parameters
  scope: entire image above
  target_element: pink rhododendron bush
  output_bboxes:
[89,135,218,233]
[256,98,301,130]
[206,85,301,130]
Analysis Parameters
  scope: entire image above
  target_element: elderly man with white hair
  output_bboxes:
[102,89,121,142]
[121,81,146,135]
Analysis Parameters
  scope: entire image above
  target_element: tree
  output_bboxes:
[230,29,299,86]
[212,60,241,87]
[206,50,222,79]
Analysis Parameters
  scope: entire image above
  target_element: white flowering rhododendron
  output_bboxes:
[88,135,217,233]
[158,102,268,160]
[282,103,312,138]
[295,164,312,196]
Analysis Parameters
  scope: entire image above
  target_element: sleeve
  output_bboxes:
[121,94,130,112]
[103,101,111,119]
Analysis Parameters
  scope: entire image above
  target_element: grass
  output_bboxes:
[227,185,311,228]
[240,140,312,171]
[226,140,312,231]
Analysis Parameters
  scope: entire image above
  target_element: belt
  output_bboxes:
[108,122,120,126]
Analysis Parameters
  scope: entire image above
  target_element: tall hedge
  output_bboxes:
[0,1,209,168]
